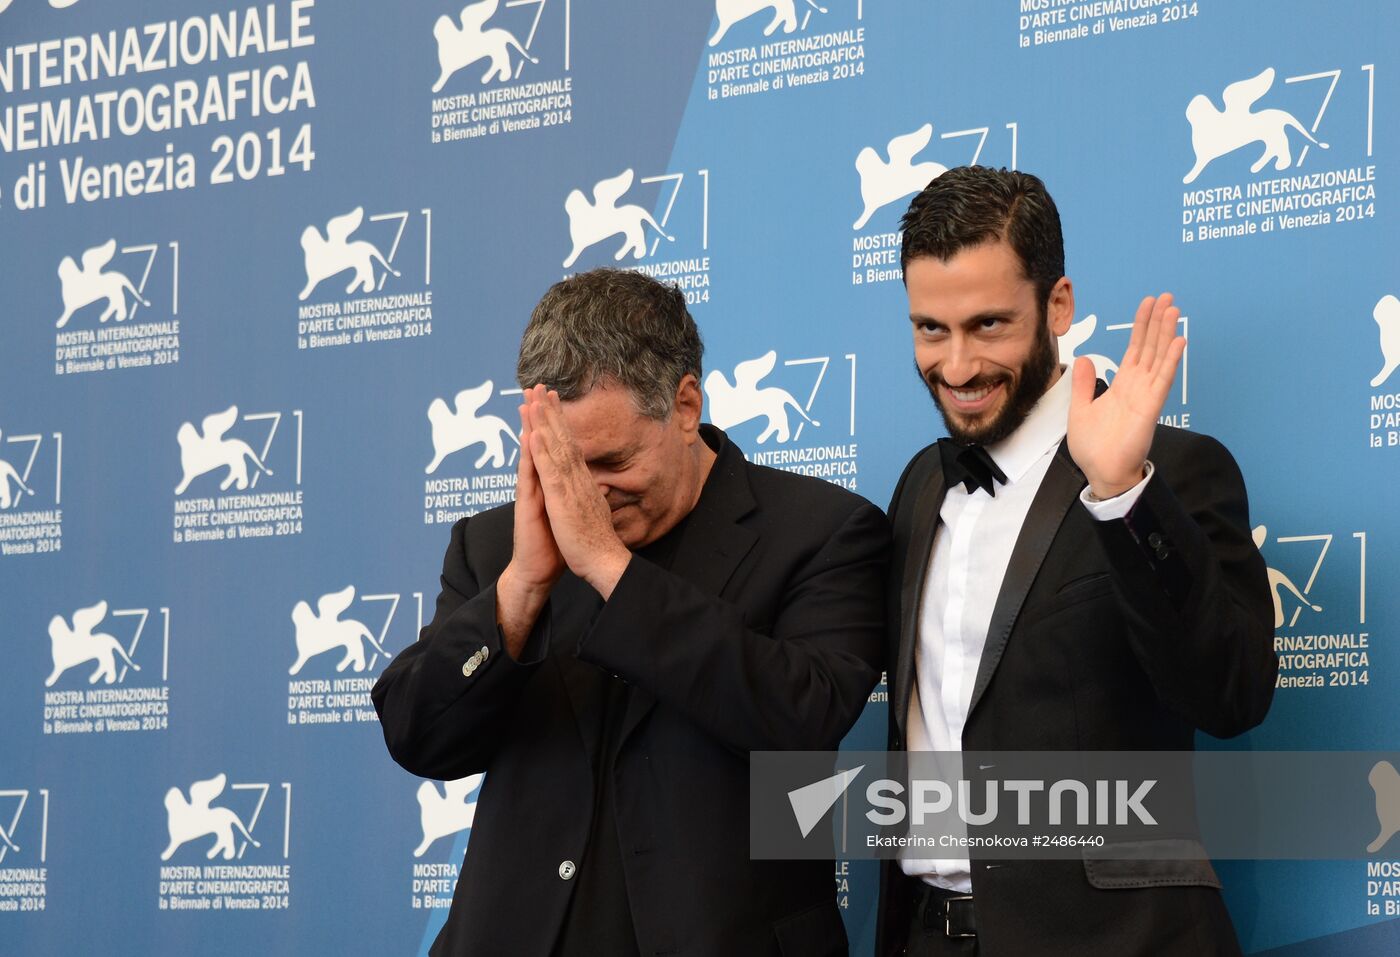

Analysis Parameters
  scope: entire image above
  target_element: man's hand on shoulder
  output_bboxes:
[1068,292,1186,500]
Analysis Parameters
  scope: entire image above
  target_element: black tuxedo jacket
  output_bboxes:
[876,426,1277,957]
[373,427,890,957]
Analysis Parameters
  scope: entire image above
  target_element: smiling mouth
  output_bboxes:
[941,380,1003,414]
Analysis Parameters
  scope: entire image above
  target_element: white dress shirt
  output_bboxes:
[900,368,1152,892]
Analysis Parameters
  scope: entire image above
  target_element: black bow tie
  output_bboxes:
[939,438,1008,497]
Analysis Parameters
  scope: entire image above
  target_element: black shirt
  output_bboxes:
[550,517,690,957]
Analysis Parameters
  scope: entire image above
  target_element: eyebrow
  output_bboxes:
[587,445,638,467]
[910,309,1020,329]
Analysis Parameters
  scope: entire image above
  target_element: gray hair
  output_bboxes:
[516,268,703,419]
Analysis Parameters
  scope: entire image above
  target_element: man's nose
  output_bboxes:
[587,468,612,498]
[939,337,980,388]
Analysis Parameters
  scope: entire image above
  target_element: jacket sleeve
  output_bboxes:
[1091,434,1278,738]
[371,515,548,780]
[574,500,891,753]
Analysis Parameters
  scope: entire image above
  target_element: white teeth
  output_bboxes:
[949,385,992,402]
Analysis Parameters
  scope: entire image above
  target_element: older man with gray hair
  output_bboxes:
[374,268,889,957]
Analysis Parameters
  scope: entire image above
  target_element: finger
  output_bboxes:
[1151,297,1178,374]
[1153,335,1186,392]
[529,388,560,429]
[525,390,562,454]
[1137,293,1171,374]
[1136,293,1170,380]
[534,391,582,469]
[516,404,538,499]
[544,388,567,426]
[1136,293,1170,363]
[1069,355,1096,413]
[1142,301,1178,382]
[1121,296,1155,370]
[529,428,562,489]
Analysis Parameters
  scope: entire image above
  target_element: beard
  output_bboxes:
[920,317,1058,446]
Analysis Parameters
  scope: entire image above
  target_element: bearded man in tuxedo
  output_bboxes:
[877,166,1277,957]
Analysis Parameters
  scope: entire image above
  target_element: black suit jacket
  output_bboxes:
[374,427,890,957]
[876,425,1277,957]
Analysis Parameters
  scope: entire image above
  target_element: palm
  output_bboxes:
[515,479,564,582]
[512,400,565,587]
[1067,294,1186,497]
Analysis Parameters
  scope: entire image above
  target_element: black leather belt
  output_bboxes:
[913,880,976,939]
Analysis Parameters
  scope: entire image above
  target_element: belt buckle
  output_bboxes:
[944,894,974,939]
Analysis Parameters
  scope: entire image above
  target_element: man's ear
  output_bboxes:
[671,374,704,439]
[1047,276,1075,338]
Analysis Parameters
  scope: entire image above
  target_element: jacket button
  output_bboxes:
[558,860,576,880]
[462,652,481,677]
[1146,532,1163,549]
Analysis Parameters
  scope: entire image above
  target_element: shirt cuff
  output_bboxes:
[1080,461,1154,521]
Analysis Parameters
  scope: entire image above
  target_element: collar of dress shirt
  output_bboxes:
[983,364,1072,485]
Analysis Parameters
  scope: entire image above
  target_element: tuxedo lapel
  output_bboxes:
[893,460,946,740]
[966,441,1084,721]
[616,429,758,748]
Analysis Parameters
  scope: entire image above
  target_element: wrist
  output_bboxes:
[496,563,553,659]
[580,545,631,601]
[1087,466,1147,502]
[498,562,554,611]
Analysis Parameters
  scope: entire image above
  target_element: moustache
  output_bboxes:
[923,370,1009,394]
